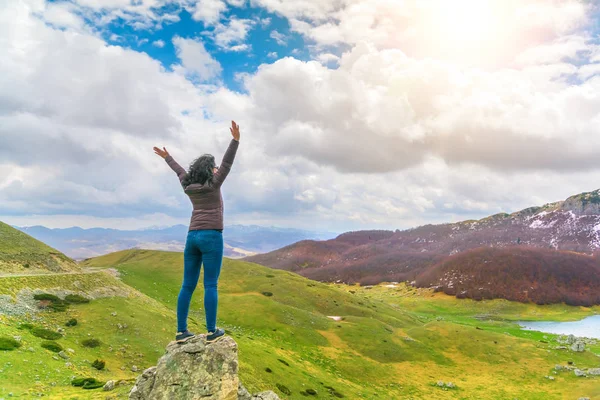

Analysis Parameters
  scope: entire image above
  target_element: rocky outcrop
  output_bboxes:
[129,335,280,400]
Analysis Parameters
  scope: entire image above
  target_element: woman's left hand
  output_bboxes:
[153,146,170,159]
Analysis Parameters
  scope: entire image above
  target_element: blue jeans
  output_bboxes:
[177,229,223,333]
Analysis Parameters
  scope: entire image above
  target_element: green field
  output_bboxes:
[1,249,599,399]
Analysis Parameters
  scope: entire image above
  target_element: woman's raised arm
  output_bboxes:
[154,146,187,184]
[213,121,240,187]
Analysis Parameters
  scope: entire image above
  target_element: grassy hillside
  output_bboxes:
[0,271,175,399]
[79,249,600,400]
[0,221,79,274]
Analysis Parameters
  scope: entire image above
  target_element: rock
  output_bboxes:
[566,334,576,345]
[129,336,279,400]
[27,347,35,352]
[103,380,116,391]
[66,348,75,354]
[545,376,555,380]
[251,392,280,400]
[58,351,69,360]
[111,312,117,316]
[587,368,600,376]
[578,398,590,400]
[13,336,21,342]
[436,381,445,387]
[52,356,59,361]
[445,382,455,389]
[574,369,587,377]
[131,365,139,372]
[238,383,252,400]
[571,341,586,352]
[64,362,72,368]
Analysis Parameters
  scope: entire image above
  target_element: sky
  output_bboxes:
[2,0,600,232]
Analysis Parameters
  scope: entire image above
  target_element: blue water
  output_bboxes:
[519,315,600,339]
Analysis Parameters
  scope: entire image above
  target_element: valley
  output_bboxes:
[1,248,599,399]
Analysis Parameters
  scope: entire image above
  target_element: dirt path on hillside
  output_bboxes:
[0,268,108,278]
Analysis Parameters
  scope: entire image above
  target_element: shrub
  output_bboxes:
[18,323,34,330]
[82,380,105,389]
[324,386,345,398]
[50,302,68,312]
[306,389,317,395]
[23,263,30,268]
[34,293,61,302]
[261,291,273,297]
[81,338,101,348]
[91,359,105,370]
[31,327,62,340]
[277,359,289,366]
[0,337,21,351]
[41,341,63,353]
[265,367,272,373]
[276,384,291,395]
[65,294,90,304]
[71,377,105,389]
[65,318,78,327]
[34,293,68,312]
[266,274,275,278]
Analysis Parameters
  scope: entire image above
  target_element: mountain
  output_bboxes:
[245,189,600,296]
[415,246,600,306]
[0,221,79,274]
[16,224,337,260]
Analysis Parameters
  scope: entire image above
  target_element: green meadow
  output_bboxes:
[0,249,599,399]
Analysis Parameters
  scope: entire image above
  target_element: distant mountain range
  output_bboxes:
[15,224,337,260]
[246,189,600,304]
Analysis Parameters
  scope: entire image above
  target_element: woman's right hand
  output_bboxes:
[230,121,240,141]
[153,146,170,159]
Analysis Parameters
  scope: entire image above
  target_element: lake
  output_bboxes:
[519,315,600,339]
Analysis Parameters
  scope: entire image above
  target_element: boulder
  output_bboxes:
[104,380,116,391]
[571,341,586,352]
[251,392,280,400]
[129,335,279,400]
[587,368,600,376]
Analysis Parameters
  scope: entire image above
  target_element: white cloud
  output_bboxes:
[260,17,271,27]
[191,0,228,25]
[315,53,339,65]
[212,18,255,50]
[4,0,600,234]
[269,30,287,45]
[256,0,592,69]
[267,51,278,59]
[152,39,166,48]
[43,1,84,30]
[172,36,222,80]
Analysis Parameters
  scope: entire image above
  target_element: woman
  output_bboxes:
[153,121,240,343]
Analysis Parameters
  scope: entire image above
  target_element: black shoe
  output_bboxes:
[206,328,225,343]
[175,330,195,343]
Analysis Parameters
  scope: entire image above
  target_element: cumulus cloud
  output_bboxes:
[190,0,228,25]
[239,42,600,174]
[153,39,166,48]
[4,0,600,233]
[211,18,255,50]
[269,30,287,45]
[257,0,593,68]
[172,36,222,80]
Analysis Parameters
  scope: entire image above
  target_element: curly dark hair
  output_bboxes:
[181,154,216,188]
